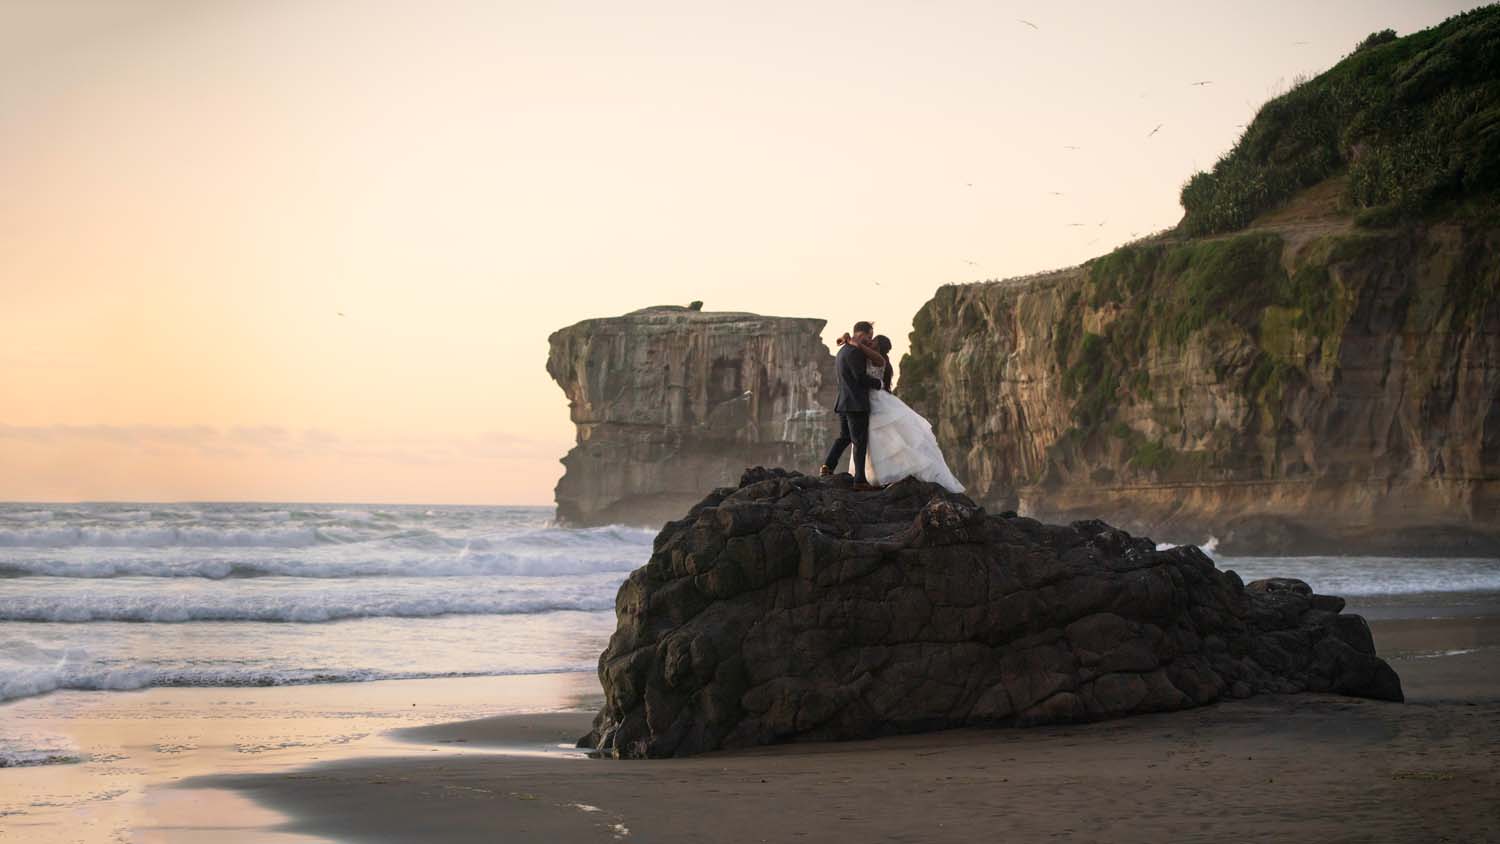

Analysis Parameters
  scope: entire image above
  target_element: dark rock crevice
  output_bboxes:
[582,467,1402,758]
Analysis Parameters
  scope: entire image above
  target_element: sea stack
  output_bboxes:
[581,468,1403,759]
[547,306,836,527]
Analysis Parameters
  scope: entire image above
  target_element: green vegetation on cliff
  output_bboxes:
[1052,231,1358,478]
[1089,234,1345,347]
[1047,218,1498,486]
[1073,235,1288,408]
[1179,5,1500,236]
[896,10,1500,553]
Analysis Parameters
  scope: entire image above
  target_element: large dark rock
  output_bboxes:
[581,468,1404,759]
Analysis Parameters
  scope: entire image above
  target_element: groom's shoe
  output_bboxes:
[818,465,833,477]
[852,481,878,492]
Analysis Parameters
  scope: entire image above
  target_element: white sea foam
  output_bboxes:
[1148,538,1500,597]
[0,748,83,768]
[0,510,55,524]
[327,509,383,523]
[201,510,291,523]
[0,660,581,704]
[0,506,656,558]
[0,575,621,622]
[491,524,656,549]
[1214,555,1500,596]
[0,505,654,578]
[1409,647,1481,659]
[0,732,81,768]
[0,550,645,579]
[0,611,616,704]
[1155,535,1219,554]
[0,525,327,548]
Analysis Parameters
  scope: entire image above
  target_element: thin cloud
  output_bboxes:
[0,423,551,464]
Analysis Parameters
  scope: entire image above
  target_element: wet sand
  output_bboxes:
[193,616,1500,844]
[0,672,603,843]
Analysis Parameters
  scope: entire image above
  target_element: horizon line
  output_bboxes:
[0,498,557,509]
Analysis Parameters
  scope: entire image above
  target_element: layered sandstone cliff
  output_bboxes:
[547,306,835,526]
[899,12,1500,555]
[899,202,1500,554]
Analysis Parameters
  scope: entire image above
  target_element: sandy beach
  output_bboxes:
[0,672,603,843]
[148,615,1497,844]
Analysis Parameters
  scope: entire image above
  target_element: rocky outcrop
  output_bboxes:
[899,209,1500,555]
[581,468,1401,758]
[548,307,835,527]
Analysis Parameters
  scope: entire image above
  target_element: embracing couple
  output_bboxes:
[819,320,965,493]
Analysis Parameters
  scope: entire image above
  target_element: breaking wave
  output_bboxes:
[0,662,589,705]
[0,575,621,623]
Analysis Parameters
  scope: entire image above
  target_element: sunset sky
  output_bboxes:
[1,0,1477,505]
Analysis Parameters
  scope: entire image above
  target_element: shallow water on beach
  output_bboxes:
[0,672,602,843]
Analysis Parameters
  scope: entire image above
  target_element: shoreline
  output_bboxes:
[3,614,1495,842]
[0,672,604,843]
[183,615,1500,844]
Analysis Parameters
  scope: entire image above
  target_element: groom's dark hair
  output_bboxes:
[853,320,874,334]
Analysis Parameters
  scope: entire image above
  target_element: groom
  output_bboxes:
[820,320,884,491]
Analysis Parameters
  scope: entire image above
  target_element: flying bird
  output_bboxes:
[1147,123,1163,137]
[1067,223,1087,227]
[1048,191,1065,196]
[337,312,346,317]
[1017,18,1039,29]
[1098,220,1107,227]
[1062,145,1082,150]
[1292,40,1309,46]
[1190,80,1213,86]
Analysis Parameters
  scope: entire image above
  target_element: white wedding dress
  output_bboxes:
[863,363,965,493]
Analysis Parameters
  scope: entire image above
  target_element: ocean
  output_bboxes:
[0,504,653,724]
[2,502,1498,768]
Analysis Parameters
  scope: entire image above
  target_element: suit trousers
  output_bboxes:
[822,411,871,482]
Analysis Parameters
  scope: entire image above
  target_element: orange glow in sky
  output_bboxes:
[1,0,1476,504]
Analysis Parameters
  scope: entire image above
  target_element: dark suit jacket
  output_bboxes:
[833,343,884,414]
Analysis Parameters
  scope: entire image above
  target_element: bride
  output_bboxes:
[837,332,965,493]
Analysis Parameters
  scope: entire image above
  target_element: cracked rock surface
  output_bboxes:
[582,468,1403,758]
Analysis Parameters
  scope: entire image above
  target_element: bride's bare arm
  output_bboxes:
[852,338,886,368]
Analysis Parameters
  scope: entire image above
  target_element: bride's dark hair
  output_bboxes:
[874,335,894,391]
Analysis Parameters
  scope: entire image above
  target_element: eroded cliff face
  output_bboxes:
[548,306,835,527]
[900,202,1500,555]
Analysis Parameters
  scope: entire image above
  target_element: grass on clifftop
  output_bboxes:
[1179,4,1500,236]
